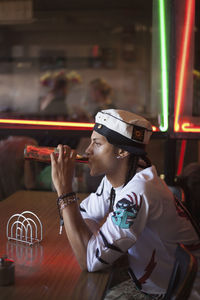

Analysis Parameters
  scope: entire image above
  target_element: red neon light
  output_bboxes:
[174,0,195,132]
[182,122,200,132]
[177,139,187,175]
[0,118,94,130]
[0,118,158,131]
[152,125,159,132]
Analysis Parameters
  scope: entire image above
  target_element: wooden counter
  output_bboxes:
[0,190,112,300]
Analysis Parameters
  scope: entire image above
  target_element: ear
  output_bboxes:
[116,148,130,159]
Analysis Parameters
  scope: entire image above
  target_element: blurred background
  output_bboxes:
[0,0,199,199]
[0,0,153,118]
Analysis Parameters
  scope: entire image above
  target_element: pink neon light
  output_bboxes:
[177,139,187,175]
[174,0,195,132]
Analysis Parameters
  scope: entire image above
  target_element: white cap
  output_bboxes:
[94,109,152,155]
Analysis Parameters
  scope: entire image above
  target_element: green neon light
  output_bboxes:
[158,0,169,131]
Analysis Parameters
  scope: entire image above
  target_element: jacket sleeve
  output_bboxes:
[79,177,111,223]
[87,191,149,272]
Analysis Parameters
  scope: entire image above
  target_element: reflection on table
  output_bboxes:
[0,190,112,300]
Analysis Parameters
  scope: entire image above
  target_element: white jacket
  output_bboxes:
[80,166,200,295]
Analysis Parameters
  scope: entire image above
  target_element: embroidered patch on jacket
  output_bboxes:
[112,192,142,229]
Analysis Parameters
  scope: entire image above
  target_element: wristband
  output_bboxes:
[59,194,79,210]
[57,192,76,201]
[56,192,79,235]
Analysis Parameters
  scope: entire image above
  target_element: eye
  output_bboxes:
[94,142,101,147]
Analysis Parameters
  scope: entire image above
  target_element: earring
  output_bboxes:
[116,155,121,159]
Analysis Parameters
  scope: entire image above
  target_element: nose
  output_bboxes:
[85,142,93,156]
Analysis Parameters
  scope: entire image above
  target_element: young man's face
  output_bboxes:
[85,131,119,177]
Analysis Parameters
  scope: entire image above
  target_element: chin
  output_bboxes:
[90,169,97,177]
[90,168,103,177]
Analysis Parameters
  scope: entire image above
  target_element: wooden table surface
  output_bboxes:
[0,190,112,300]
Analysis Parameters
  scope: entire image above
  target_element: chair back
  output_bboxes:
[164,243,197,300]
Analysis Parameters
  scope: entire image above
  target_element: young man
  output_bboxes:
[51,109,200,299]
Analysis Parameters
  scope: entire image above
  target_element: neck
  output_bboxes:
[106,158,129,188]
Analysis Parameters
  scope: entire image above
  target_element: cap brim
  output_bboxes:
[94,123,146,156]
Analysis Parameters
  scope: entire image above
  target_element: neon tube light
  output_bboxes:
[182,122,200,132]
[0,118,94,130]
[174,0,195,132]
[177,139,187,175]
[152,125,159,132]
[0,118,158,131]
[159,0,169,131]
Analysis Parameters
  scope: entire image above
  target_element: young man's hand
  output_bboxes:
[50,144,77,196]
